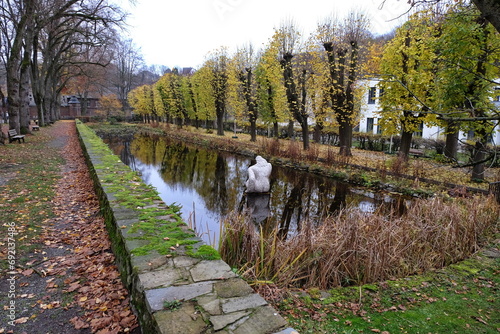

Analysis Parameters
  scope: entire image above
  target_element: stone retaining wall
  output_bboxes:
[76,121,297,334]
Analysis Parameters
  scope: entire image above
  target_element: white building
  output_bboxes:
[358,78,500,146]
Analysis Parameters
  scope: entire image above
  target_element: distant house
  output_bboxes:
[0,94,38,123]
[358,78,500,146]
[60,95,100,119]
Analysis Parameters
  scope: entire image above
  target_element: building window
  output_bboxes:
[376,118,382,134]
[495,87,500,102]
[413,122,424,137]
[368,87,376,104]
[367,118,374,133]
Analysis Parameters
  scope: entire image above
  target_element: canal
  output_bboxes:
[104,133,401,246]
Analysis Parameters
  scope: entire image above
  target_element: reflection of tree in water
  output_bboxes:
[212,155,228,214]
[329,182,349,215]
[279,179,304,239]
[114,140,137,171]
[106,133,410,241]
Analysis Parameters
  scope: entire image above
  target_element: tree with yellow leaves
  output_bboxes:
[97,94,123,120]
[378,11,439,159]
[275,20,312,149]
[227,43,260,141]
[128,85,157,123]
[316,10,370,156]
[205,47,230,136]
[255,38,289,138]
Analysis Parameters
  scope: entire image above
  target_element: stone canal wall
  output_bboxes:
[76,121,297,334]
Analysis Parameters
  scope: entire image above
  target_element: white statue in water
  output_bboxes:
[245,156,272,193]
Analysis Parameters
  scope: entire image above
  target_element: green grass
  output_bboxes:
[0,129,62,273]
[276,255,499,333]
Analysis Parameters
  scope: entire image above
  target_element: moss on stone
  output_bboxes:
[76,121,198,257]
[186,245,221,260]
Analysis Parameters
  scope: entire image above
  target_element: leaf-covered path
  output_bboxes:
[0,121,139,333]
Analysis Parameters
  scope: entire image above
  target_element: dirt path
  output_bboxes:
[0,121,139,333]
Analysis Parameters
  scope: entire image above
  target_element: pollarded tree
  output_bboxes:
[205,47,230,136]
[275,20,311,150]
[191,64,216,130]
[255,39,289,138]
[306,40,336,143]
[128,84,156,123]
[228,43,260,141]
[180,75,199,128]
[316,10,370,156]
[378,11,439,159]
[154,69,187,126]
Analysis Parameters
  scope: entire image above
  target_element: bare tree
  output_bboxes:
[0,0,125,129]
[109,38,144,114]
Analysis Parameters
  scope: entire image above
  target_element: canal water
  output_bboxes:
[104,133,401,246]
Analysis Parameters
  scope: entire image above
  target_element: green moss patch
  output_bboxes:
[76,121,221,258]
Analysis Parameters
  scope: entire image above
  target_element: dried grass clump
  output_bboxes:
[285,140,302,162]
[219,195,499,289]
[260,138,281,156]
[305,143,320,162]
[389,155,409,175]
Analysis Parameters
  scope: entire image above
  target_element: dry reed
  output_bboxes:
[219,195,499,289]
[260,138,281,156]
[285,140,302,162]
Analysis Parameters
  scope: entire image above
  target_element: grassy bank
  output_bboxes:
[275,253,499,333]
[0,126,63,273]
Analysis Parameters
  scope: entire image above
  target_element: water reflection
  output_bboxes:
[104,134,403,246]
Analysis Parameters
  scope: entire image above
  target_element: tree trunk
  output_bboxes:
[301,120,310,151]
[281,54,309,149]
[273,122,279,138]
[399,130,413,159]
[19,64,31,134]
[244,69,257,142]
[338,121,353,156]
[444,122,459,160]
[471,138,487,180]
[472,0,500,34]
[470,123,489,181]
[313,123,323,143]
[287,120,294,139]
[216,103,225,136]
[7,54,21,133]
[249,115,257,142]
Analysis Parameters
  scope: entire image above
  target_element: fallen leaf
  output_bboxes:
[70,316,89,329]
[14,317,29,324]
[22,269,34,276]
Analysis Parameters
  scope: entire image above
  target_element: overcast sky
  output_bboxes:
[117,0,411,69]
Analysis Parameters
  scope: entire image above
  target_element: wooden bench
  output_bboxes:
[8,129,25,143]
[409,148,424,158]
